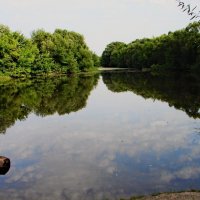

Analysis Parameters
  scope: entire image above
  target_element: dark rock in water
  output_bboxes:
[0,156,10,175]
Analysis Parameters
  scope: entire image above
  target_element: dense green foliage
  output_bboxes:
[0,25,99,77]
[102,71,200,119]
[0,74,99,133]
[101,22,200,71]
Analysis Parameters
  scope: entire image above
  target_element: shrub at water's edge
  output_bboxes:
[0,25,100,77]
[101,22,200,72]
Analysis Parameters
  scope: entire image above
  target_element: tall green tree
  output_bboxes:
[101,22,200,72]
[0,24,99,77]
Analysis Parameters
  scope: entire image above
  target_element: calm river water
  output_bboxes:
[0,71,200,200]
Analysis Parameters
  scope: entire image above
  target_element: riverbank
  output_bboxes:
[99,67,142,73]
[99,67,129,71]
[123,192,200,200]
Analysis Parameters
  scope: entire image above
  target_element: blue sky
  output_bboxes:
[0,0,199,55]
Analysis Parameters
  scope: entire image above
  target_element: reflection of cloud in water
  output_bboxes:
[161,167,200,183]
[0,78,200,199]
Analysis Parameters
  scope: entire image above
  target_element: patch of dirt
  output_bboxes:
[139,192,200,200]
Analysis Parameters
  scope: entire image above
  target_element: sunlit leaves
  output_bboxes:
[0,25,100,77]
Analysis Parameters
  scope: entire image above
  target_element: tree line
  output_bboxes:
[101,22,200,71]
[0,25,100,77]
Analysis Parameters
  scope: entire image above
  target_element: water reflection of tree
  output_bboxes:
[0,74,99,134]
[102,72,200,119]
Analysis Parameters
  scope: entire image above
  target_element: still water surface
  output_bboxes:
[0,71,200,200]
